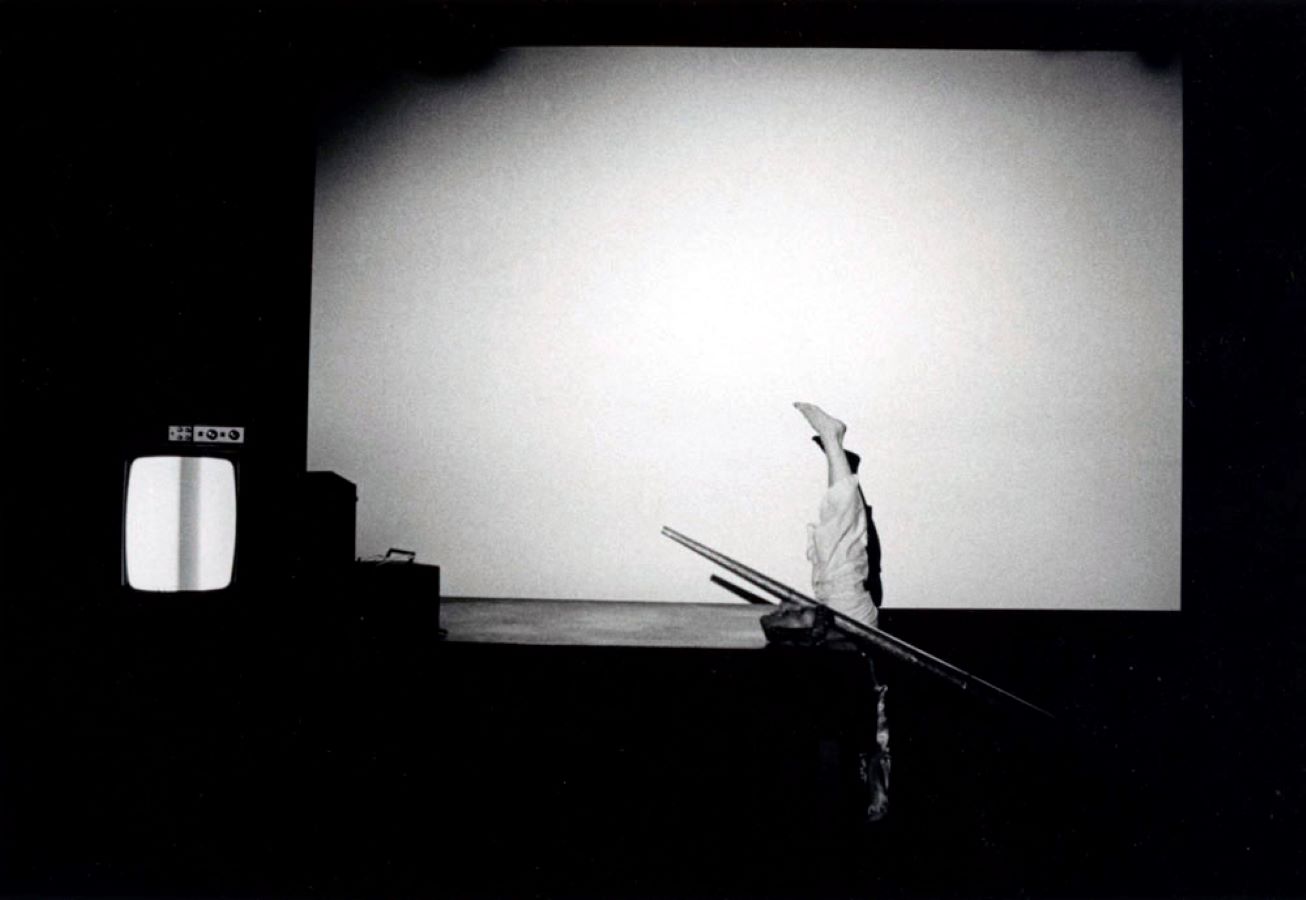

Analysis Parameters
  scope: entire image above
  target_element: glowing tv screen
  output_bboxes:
[123,455,238,592]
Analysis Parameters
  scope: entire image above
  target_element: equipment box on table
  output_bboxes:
[350,559,441,636]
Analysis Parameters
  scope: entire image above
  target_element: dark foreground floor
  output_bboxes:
[5,600,1253,900]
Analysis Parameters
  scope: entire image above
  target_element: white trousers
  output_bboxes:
[806,474,878,628]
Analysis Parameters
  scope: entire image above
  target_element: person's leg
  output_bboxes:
[813,436,861,477]
[796,402,877,627]
[793,402,853,487]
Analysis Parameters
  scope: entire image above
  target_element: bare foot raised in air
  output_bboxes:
[793,402,847,445]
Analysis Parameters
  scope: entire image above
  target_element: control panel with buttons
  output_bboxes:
[168,425,245,444]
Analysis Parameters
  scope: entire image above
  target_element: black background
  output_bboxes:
[2,2,1303,897]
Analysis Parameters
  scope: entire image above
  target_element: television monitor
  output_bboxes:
[122,440,241,592]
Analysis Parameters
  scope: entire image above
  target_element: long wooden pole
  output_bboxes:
[662,526,1054,720]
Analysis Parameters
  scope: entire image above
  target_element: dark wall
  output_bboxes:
[2,3,1303,898]
[3,10,316,607]
[1182,26,1306,896]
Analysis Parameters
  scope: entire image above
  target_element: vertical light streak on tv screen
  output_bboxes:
[309,48,1182,610]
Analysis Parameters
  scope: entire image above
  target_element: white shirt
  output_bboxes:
[806,474,878,628]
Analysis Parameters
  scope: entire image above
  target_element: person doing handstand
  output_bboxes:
[760,402,889,823]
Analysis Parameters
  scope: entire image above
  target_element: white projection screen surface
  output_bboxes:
[309,48,1182,611]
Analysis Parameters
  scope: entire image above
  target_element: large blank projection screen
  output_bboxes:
[310,48,1181,610]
